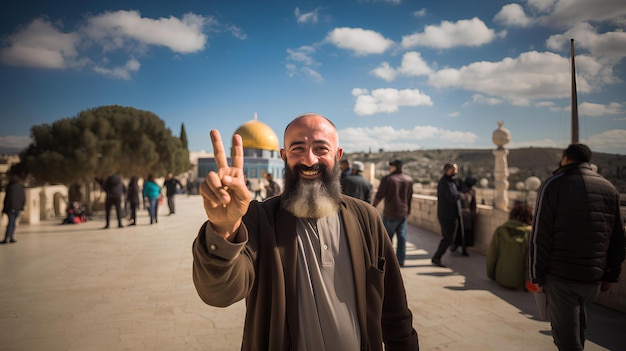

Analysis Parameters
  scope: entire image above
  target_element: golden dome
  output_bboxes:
[234,119,280,151]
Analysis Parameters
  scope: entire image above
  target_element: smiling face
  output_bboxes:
[279,114,344,218]
[280,114,343,180]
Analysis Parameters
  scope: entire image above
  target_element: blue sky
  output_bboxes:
[1,0,625,154]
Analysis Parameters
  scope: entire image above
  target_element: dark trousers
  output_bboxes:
[544,278,600,351]
[167,195,175,214]
[433,217,458,260]
[3,210,21,241]
[129,203,138,222]
[105,197,122,227]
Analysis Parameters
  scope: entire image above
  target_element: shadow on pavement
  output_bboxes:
[408,225,626,351]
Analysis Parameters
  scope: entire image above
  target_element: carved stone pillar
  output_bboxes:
[492,122,511,211]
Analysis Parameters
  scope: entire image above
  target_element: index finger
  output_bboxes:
[210,130,228,170]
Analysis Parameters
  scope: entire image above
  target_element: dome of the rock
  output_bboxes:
[234,119,280,151]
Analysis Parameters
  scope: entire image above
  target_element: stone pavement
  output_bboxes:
[1,195,624,351]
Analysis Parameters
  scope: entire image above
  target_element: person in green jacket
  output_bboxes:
[486,201,533,290]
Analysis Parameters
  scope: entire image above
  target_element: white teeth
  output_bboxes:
[302,170,319,176]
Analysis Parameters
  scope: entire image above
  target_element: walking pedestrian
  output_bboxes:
[127,176,140,226]
[372,159,413,267]
[431,163,461,267]
[163,172,183,215]
[1,175,25,244]
[98,172,126,229]
[142,174,161,224]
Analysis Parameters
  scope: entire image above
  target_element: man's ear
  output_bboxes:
[280,149,285,160]
[336,147,343,160]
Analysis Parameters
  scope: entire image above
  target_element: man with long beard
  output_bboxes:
[192,113,419,351]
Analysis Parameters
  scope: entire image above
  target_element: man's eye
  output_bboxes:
[314,147,329,155]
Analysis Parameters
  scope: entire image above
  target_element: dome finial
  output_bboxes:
[254,112,258,121]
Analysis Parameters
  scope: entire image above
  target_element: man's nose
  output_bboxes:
[300,148,318,167]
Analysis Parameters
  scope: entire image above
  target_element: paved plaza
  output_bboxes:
[1,195,624,350]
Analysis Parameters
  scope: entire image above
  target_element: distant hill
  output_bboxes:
[347,147,626,192]
[0,147,24,155]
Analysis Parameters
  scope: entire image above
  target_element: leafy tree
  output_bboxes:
[180,123,188,150]
[17,105,190,212]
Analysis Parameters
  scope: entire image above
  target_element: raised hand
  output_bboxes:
[200,130,250,240]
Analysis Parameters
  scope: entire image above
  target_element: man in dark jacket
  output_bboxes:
[341,161,373,203]
[372,159,413,267]
[192,113,419,350]
[431,163,461,267]
[2,175,26,244]
[528,144,625,351]
[98,173,126,229]
[163,172,183,215]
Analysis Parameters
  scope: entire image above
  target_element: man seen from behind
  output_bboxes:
[528,143,625,351]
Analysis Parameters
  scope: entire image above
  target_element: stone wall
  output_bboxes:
[405,194,626,313]
[0,185,68,227]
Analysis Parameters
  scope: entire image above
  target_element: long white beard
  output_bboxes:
[283,180,339,219]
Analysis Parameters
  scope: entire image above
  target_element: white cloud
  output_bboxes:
[428,51,610,106]
[83,11,208,54]
[0,18,80,68]
[285,46,323,82]
[325,27,394,55]
[0,10,239,78]
[448,112,460,117]
[370,51,432,82]
[338,125,477,152]
[471,94,504,106]
[286,46,317,65]
[351,88,369,96]
[93,58,141,80]
[583,129,626,154]
[353,88,433,116]
[535,101,563,112]
[526,0,557,13]
[579,102,623,116]
[295,7,319,24]
[370,62,397,81]
[412,9,427,18]
[542,0,626,27]
[401,17,497,49]
[398,51,433,76]
[494,4,534,27]
[546,23,626,64]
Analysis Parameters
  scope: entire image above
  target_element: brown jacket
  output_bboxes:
[193,195,419,350]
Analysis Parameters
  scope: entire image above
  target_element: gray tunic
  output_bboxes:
[296,214,361,350]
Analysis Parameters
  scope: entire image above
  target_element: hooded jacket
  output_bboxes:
[528,162,625,285]
[486,219,531,289]
[192,195,419,351]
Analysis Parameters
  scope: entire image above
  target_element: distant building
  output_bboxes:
[197,114,284,182]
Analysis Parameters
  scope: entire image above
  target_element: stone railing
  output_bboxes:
[403,194,626,313]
